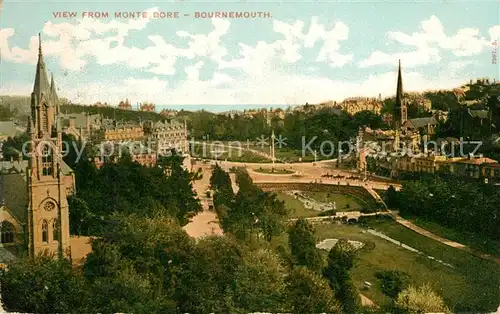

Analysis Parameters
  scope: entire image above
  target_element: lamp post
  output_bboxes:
[271,129,276,170]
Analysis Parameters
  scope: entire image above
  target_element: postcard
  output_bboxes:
[0,1,499,313]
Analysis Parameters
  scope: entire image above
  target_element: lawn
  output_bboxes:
[302,191,363,211]
[191,143,270,163]
[276,192,318,218]
[360,217,500,312]
[400,214,500,257]
[277,191,363,218]
[254,167,295,174]
[264,218,499,312]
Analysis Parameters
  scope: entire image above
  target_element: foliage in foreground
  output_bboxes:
[395,283,450,314]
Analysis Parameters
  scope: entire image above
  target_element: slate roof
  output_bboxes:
[0,246,19,264]
[61,113,101,129]
[405,117,437,129]
[0,171,28,225]
[150,120,184,130]
[101,120,141,130]
[0,160,73,177]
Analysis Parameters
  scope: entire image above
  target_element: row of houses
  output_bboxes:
[363,151,500,183]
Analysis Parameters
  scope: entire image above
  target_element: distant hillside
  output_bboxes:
[0,96,30,116]
[60,104,165,122]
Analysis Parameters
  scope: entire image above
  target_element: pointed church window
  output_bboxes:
[42,103,49,132]
[42,220,48,243]
[52,219,59,241]
[42,145,53,176]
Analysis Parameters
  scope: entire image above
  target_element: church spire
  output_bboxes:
[38,33,42,56]
[33,33,50,102]
[395,59,407,124]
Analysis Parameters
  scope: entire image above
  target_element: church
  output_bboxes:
[0,34,74,263]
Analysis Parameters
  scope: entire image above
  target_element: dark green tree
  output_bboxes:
[288,219,323,272]
[323,240,360,313]
[0,256,87,314]
[285,267,341,314]
[375,270,410,299]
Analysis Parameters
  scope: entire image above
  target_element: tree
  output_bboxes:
[285,267,341,314]
[288,219,323,272]
[323,240,360,313]
[386,185,399,209]
[0,256,87,314]
[210,163,232,191]
[160,152,202,225]
[233,249,287,312]
[218,169,288,242]
[211,164,235,208]
[2,132,29,160]
[68,195,95,235]
[375,270,410,299]
[395,283,450,313]
[83,214,193,312]
[353,110,387,130]
[174,236,245,313]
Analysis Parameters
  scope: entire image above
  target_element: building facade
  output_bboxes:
[139,102,156,112]
[98,121,145,142]
[143,120,188,156]
[93,142,157,169]
[118,99,132,110]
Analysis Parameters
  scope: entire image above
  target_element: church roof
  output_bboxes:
[0,171,28,225]
[0,247,18,264]
[404,117,437,129]
[0,160,73,177]
[61,113,88,129]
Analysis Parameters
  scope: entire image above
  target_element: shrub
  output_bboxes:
[375,270,410,299]
[361,240,376,252]
[318,209,336,217]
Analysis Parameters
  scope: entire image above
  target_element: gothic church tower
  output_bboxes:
[26,34,71,259]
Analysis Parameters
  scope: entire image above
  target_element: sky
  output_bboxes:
[0,0,499,110]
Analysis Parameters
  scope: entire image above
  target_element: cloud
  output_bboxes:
[0,13,490,106]
[0,8,230,74]
[360,15,497,68]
